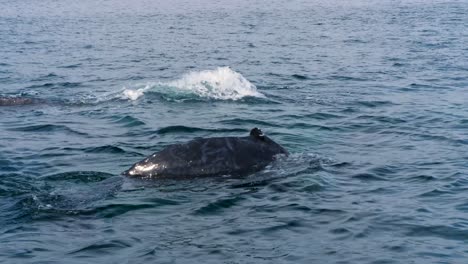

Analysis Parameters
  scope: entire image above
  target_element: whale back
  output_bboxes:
[0,96,44,106]
[124,129,287,178]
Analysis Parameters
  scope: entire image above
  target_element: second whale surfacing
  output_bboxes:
[0,96,44,106]
[123,128,288,178]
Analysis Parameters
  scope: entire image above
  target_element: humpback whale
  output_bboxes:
[0,96,44,106]
[123,128,288,178]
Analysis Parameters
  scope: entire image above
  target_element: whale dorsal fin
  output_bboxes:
[250,127,265,140]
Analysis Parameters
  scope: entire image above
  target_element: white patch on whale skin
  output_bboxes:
[135,164,157,172]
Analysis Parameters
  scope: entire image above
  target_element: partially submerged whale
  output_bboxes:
[0,96,44,106]
[123,128,288,178]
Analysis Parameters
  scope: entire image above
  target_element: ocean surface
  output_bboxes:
[1,0,467,263]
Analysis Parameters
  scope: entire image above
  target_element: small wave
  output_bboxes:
[352,173,388,181]
[0,174,38,197]
[121,67,265,101]
[407,175,437,182]
[31,73,61,82]
[111,115,146,127]
[405,224,468,241]
[9,124,89,136]
[229,153,327,189]
[291,74,309,80]
[58,64,82,69]
[25,81,82,90]
[218,118,281,128]
[42,171,115,183]
[193,196,246,215]
[356,100,395,108]
[83,145,127,154]
[13,174,123,220]
[68,239,132,255]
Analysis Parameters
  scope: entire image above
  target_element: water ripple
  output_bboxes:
[8,124,89,136]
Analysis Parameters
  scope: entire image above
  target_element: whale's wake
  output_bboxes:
[122,67,265,101]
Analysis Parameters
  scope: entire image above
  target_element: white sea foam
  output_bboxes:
[121,67,264,101]
[122,88,146,101]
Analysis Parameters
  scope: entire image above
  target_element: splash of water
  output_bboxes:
[121,67,264,101]
[122,89,145,101]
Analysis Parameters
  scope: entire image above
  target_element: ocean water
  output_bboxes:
[1,0,467,263]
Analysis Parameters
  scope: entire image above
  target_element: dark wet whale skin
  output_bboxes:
[0,96,44,106]
[123,128,288,178]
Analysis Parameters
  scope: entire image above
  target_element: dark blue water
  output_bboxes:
[1,0,468,263]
